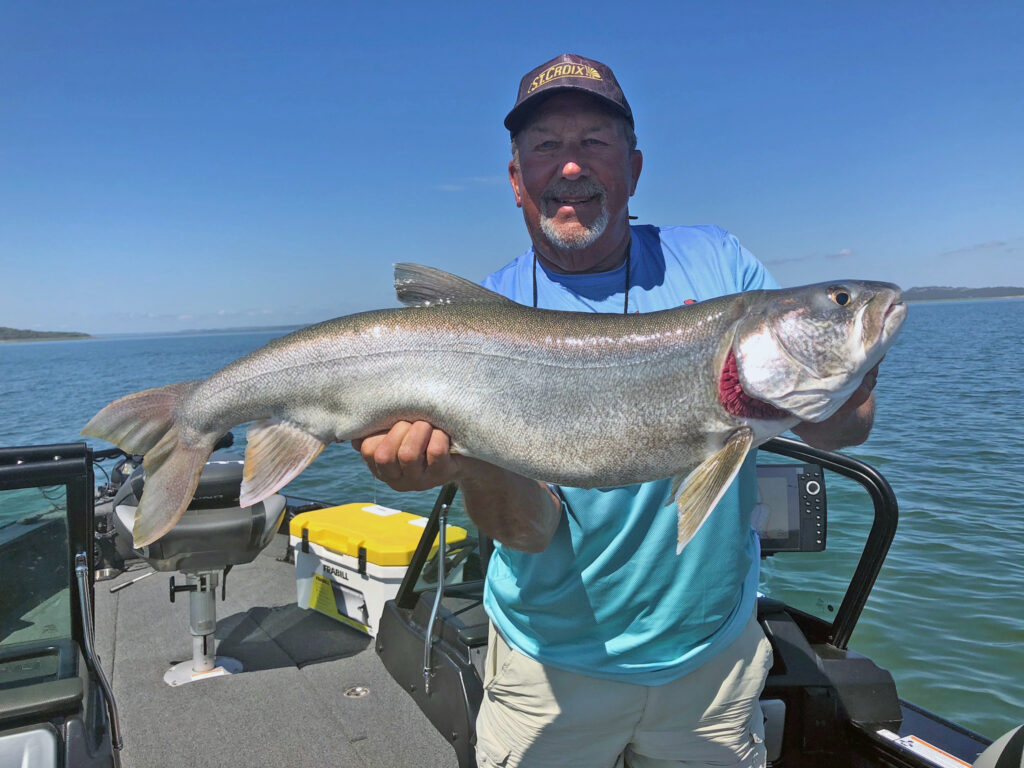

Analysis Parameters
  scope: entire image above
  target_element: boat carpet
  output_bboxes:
[94,532,458,768]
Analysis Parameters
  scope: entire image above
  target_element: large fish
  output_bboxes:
[83,264,906,551]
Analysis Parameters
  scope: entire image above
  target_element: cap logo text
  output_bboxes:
[528,63,603,93]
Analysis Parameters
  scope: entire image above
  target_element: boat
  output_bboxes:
[1,437,1020,767]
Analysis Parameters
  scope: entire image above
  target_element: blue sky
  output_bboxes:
[2,2,1021,334]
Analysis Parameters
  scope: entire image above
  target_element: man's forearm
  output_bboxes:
[458,462,560,553]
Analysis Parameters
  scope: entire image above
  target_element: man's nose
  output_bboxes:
[560,160,584,180]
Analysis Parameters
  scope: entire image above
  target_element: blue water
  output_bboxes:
[1,300,1021,739]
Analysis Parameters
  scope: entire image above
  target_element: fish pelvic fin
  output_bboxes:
[81,380,199,456]
[393,263,515,307]
[240,420,326,507]
[671,427,753,555]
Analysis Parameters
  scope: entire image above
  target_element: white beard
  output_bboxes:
[539,203,609,250]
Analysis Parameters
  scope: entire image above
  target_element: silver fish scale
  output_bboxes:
[180,293,760,488]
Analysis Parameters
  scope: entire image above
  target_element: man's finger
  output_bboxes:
[369,421,412,480]
[397,421,434,473]
[426,427,451,467]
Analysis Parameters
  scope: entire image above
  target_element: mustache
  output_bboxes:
[542,178,606,201]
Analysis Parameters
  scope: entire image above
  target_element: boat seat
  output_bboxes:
[109,451,288,686]
[111,450,286,573]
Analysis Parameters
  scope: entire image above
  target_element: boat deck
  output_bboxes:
[93,531,459,768]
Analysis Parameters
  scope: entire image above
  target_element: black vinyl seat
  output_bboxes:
[110,451,286,573]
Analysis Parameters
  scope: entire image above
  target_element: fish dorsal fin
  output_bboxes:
[394,263,514,307]
[670,427,753,554]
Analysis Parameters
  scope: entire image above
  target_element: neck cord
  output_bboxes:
[533,242,632,314]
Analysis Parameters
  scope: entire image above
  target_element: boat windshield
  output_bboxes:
[0,486,73,649]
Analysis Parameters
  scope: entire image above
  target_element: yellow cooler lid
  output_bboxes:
[289,503,468,567]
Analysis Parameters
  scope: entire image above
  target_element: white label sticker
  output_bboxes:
[408,517,428,528]
[361,504,401,516]
[876,730,971,768]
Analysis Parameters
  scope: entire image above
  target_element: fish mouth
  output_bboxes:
[879,296,907,343]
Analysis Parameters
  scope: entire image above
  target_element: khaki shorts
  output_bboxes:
[475,610,772,768]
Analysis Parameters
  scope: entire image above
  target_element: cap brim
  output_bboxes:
[504,86,632,133]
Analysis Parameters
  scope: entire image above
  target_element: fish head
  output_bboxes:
[733,281,907,422]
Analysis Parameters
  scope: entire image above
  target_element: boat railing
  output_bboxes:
[759,436,899,650]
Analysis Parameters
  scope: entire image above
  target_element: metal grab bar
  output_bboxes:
[423,503,449,696]
[75,552,124,761]
[760,437,899,649]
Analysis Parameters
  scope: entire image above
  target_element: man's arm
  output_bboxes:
[791,361,881,451]
[353,420,561,552]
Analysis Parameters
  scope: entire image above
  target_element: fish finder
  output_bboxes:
[754,463,826,555]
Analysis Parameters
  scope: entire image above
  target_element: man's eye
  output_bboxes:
[582,139,607,147]
[536,141,557,150]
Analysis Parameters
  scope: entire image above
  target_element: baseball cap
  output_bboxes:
[504,53,633,134]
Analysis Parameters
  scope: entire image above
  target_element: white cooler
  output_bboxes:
[290,503,468,637]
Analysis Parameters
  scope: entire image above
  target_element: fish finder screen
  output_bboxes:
[752,473,793,541]
[753,463,825,553]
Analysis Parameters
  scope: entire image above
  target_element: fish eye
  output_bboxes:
[829,287,852,307]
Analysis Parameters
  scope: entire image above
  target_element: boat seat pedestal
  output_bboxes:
[163,571,242,687]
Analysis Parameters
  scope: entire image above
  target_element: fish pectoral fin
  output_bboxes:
[241,420,326,507]
[393,263,515,307]
[671,427,753,555]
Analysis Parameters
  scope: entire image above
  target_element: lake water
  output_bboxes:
[1,299,1021,739]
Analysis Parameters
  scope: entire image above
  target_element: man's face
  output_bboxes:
[509,92,642,273]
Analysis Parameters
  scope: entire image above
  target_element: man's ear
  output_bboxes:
[629,150,643,196]
[508,160,523,207]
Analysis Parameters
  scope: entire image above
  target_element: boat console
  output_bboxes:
[0,444,121,767]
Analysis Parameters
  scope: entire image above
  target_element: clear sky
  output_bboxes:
[2,1,1021,334]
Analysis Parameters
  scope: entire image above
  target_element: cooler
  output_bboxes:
[289,502,468,637]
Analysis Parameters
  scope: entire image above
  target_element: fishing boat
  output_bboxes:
[0,437,1019,767]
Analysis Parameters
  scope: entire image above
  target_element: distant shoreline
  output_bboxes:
[0,328,93,343]
[902,287,1024,302]
[905,295,1024,304]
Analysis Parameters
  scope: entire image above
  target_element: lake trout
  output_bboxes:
[83,264,906,550]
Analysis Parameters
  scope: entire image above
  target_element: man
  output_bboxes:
[355,54,879,768]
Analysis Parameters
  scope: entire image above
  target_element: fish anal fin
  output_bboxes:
[241,420,326,507]
[672,428,754,554]
[393,263,514,307]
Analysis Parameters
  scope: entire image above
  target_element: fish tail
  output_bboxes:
[82,381,214,547]
[82,381,198,455]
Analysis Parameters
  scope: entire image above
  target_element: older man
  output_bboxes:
[356,54,878,768]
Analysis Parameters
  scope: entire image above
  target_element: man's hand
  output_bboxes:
[354,420,461,492]
[352,421,561,552]
[792,359,882,451]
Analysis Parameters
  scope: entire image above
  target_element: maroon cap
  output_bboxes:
[504,53,633,134]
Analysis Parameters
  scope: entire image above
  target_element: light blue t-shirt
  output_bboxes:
[480,224,779,685]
